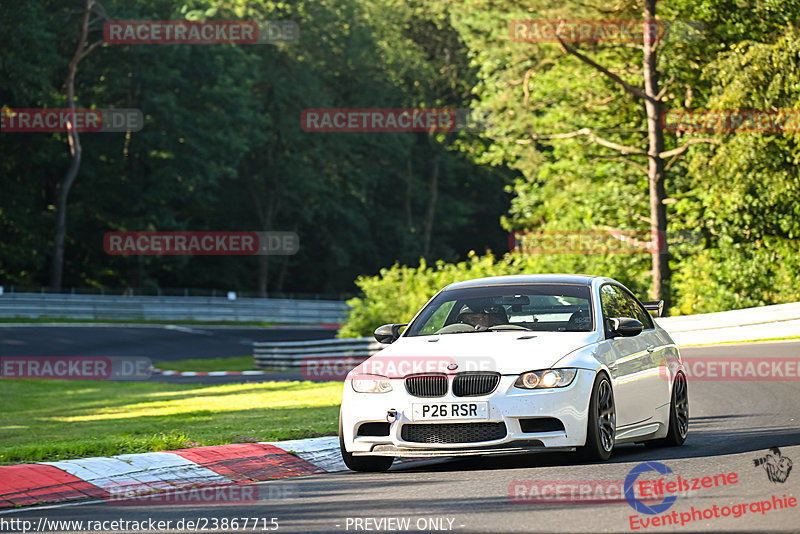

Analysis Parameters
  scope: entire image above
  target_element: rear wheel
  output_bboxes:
[578,373,615,461]
[646,372,688,448]
[338,411,394,472]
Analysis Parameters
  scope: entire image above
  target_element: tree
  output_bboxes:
[445,0,729,309]
[49,0,107,291]
[526,1,718,306]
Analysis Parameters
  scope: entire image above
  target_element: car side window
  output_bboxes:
[600,284,627,332]
[622,290,654,329]
[601,284,654,331]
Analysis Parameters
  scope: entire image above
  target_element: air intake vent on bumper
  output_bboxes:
[519,417,565,433]
[357,422,391,437]
[401,422,507,444]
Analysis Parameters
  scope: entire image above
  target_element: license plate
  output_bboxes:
[412,402,488,421]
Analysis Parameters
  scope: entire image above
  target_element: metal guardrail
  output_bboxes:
[656,301,800,346]
[254,337,383,370]
[657,301,800,330]
[0,293,349,324]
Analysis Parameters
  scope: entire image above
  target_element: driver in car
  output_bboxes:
[456,304,508,329]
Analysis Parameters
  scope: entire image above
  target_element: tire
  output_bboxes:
[646,372,688,448]
[577,372,616,462]
[338,411,394,472]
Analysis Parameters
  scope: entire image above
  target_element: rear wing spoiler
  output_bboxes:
[642,300,664,317]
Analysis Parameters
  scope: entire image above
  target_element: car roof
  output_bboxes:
[443,274,599,291]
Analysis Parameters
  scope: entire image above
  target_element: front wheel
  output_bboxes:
[339,412,394,472]
[577,373,615,461]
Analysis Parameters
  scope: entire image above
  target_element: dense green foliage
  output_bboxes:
[2,0,798,320]
[0,0,512,294]
[340,0,800,335]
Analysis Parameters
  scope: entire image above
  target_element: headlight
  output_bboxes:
[351,374,393,393]
[515,368,577,389]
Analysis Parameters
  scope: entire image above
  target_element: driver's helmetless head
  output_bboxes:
[457,304,508,327]
[456,305,487,327]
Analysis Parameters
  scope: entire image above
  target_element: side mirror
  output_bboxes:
[374,323,407,344]
[609,317,643,338]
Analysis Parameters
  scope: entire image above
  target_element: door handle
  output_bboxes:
[646,345,655,353]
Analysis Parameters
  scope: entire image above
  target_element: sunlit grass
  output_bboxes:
[51,383,340,421]
[154,355,258,372]
[0,379,343,465]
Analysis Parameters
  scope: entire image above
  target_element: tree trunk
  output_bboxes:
[404,152,414,229]
[49,0,103,291]
[643,0,670,307]
[255,196,277,297]
[275,227,297,293]
[50,139,81,291]
[549,0,705,311]
[422,152,440,258]
[257,255,270,297]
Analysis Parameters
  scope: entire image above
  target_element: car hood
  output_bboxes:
[352,331,598,378]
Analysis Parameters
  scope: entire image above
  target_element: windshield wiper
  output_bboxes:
[437,325,493,335]
[438,325,534,335]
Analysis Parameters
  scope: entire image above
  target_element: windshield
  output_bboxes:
[405,283,594,336]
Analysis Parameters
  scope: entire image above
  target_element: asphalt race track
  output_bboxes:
[0,325,336,363]
[1,341,798,533]
[0,325,330,383]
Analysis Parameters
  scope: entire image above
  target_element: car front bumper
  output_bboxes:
[341,369,597,456]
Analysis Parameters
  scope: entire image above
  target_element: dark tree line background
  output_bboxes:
[0,0,513,296]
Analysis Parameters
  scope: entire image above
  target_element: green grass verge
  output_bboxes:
[0,379,342,465]
[154,356,259,372]
[0,318,280,326]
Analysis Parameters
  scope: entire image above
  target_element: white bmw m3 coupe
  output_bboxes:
[339,274,688,471]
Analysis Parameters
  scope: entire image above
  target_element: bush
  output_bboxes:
[338,250,651,338]
[340,237,800,338]
[672,237,800,315]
